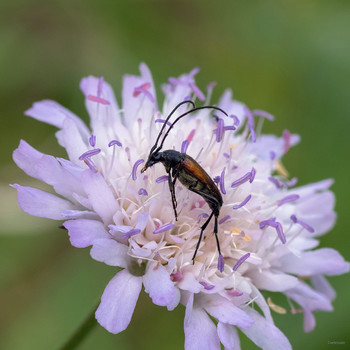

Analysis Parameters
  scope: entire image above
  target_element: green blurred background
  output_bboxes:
[1,0,349,349]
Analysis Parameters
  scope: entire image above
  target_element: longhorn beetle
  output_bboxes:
[141,100,228,271]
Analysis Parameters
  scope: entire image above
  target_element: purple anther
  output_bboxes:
[276,222,286,244]
[268,177,281,189]
[269,151,276,160]
[219,215,230,224]
[290,215,314,233]
[82,157,98,172]
[230,114,240,126]
[108,140,122,147]
[206,81,217,91]
[171,271,183,282]
[87,95,110,105]
[290,214,298,223]
[223,153,230,159]
[224,125,236,131]
[259,217,277,229]
[252,109,275,121]
[133,82,154,103]
[220,168,226,194]
[181,140,189,153]
[259,218,286,244]
[121,228,141,239]
[97,76,104,98]
[138,188,148,196]
[214,118,225,142]
[200,281,215,290]
[233,194,252,210]
[89,135,96,147]
[189,82,205,101]
[249,167,256,183]
[233,253,250,271]
[155,119,172,127]
[227,289,243,297]
[213,176,220,184]
[231,172,251,188]
[197,213,209,223]
[218,254,225,273]
[156,175,169,183]
[79,148,101,160]
[284,177,298,188]
[153,223,175,234]
[187,129,196,143]
[132,159,144,181]
[283,129,291,153]
[277,194,300,206]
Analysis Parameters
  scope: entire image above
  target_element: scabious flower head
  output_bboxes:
[13,64,349,349]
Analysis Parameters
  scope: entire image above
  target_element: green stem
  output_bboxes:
[58,303,99,350]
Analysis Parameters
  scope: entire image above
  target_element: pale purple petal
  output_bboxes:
[240,308,292,350]
[280,248,350,276]
[25,100,89,137]
[143,263,177,307]
[90,238,129,268]
[247,270,298,292]
[310,275,336,302]
[64,219,109,248]
[201,295,254,329]
[12,184,75,219]
[13,140,44,179]
[184,304,220,350]
[96,270,142,334]
[81,170,119,224]
[217,322,241,350]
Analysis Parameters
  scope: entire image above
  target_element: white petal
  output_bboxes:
[63,219,109,248]
[122,63,157,127]
[96,270,142,334]
[12,184,75,220]
[90,238,128,268]
[55,118,88,164]
[81,170,119,224]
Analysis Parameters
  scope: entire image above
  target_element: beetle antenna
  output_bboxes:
[156,105,228,151]
[149,100,195,156]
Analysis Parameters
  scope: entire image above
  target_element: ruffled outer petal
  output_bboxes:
[90,238,128,268]
[184,296,220,350]
[12,184,75,220]
[13,140,85,201]
[240,308,292,350]
[143,262,178,307]
[25,99,90,137]
[63,219,110,248]
[96,269,142,334]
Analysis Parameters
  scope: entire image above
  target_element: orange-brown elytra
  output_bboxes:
[141,101,228,271]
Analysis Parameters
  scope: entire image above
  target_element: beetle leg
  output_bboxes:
[192,210,215,262]
[167,170,178,220]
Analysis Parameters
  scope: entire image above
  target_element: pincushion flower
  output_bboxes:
[13,64,349,349]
